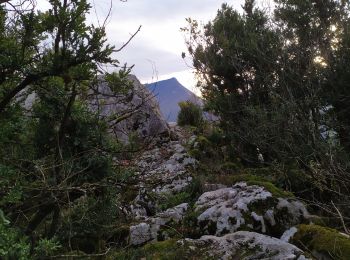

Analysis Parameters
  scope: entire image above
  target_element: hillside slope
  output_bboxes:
[146,78,200,122]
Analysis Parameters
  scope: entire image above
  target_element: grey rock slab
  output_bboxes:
[180,231,310,260]
[194,182,309,236]
[90,75,169,143]
[129,203,189,245]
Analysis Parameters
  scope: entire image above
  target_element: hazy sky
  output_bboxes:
[37,0,246,92]
[94,0,246,93]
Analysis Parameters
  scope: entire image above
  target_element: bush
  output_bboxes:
[0,210,30,260]
[177,101,203,127]
[207,127,225,145]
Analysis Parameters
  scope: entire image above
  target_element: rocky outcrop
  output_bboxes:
[180,231,310,259]
[127,138,196,220]
[125,180,310,247]
[117,129,315,258]
[115,125,317,259]
[193,182,310,237]
[135,140,196,195]
[129,203,189,245]
[23,75,169,143]
[90,75,169,143]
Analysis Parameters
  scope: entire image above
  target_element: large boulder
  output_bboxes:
[180,231,310,260]
[193,182,310,237]
[135,140,196,194]
[24,74,170,143]
[115,231,310,259]
[125,182,310,247]
[127,140,196,220]
[129,203,189,246]
[90,75,169,143]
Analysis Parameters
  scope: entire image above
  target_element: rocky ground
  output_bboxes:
[107,125,350,260]
[107,78,350,260]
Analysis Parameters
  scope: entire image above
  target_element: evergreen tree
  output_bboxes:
[184,0,350,220]
[0,0,135,256]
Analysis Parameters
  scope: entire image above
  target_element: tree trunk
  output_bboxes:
[0,75,38,114]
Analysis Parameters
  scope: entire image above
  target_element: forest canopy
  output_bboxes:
[183,0,350,237]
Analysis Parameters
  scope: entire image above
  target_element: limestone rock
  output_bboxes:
[135,140,196,195]
[129,203,189,245]
[90,75,169,143]
[194,182,310,237]
[124,139,196,221]
[281,226,298,242]
[180,231,310,259]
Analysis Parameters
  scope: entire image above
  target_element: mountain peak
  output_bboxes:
[145,78,200,122]
[168,77,178,82]
[155,77,180,84]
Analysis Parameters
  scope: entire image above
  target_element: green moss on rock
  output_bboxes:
[188,148,202,159]
[196,136,211,148]
[158,192,191,211]
[246,180,293,198]
[206,174,293,198]
[292,224,350,260]
[111,239,203,260]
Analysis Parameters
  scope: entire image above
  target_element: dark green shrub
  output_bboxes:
[219,162,240,174]
[0,210,30,259]
[207,127,225,145]
[177,101,203,127]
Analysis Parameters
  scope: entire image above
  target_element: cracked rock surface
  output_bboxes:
[194,182,310,237]
[179,231,310,260]
[129,203,189,245]
[118,126,313,258]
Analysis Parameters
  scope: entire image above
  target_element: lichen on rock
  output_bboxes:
[193,182,309,237]
[115,231,310,259]
[129,203,189,245]
[180,231,310,259]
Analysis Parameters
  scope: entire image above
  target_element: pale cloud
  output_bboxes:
[105,0,245,91]
[36,0,246,91]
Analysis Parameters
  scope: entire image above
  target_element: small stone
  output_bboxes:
[281,227,298,242]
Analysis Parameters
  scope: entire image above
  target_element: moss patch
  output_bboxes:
[158,192,191,211]
[195,136,211,149]
[247,180,293,198]
[110,239,204,260]
[188,148,202,160]
[292,224,350,260]
[206,174,293,198]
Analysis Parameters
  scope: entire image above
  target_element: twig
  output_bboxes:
[331,200,350,235]
[50,247,111,258]
[114,25,142,52]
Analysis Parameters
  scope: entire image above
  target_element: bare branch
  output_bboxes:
[331,200,350,235]
[50,248,111,258]
[114,25,142,52]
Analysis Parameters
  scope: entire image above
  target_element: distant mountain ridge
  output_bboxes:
[145,77,200,122]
